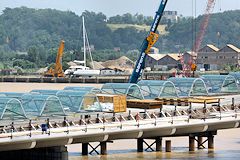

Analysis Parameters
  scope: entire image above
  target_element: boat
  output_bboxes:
[65,16,100,77]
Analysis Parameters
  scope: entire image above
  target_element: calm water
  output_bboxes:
[68,128,240,160]
[69,149,240,160]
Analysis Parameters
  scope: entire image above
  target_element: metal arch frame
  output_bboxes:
[0,98,27,119]
[220,75,238,93]
[169,78,208,97]
[158,81,179,98]
[56,90,100,112]
[101,83,145,100]
[56,90,77,111]
[189,78,209,97]
[125,84,145,100]
[202,75,238,93]
[40,95,66,116]
[138,80,179,98]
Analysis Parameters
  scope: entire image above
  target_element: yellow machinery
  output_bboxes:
[44,40,65,77]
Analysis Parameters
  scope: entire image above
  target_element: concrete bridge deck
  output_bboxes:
[0,112,239,152]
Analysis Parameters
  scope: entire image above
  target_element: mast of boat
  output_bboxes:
[82,16,86,67]
[82,16,95,69]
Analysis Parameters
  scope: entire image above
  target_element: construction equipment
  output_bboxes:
[180,0,216,77]
[193,0,216,53]
[44,40,65,77]
[129,0,168,83]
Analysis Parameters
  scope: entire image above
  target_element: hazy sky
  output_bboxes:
[0,0,239,17]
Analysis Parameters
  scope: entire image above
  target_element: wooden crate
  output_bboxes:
[127,99,163,109]
[97,94,127,113]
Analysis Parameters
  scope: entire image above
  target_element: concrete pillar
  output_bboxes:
[155,137,162,152]
[189,136,195,151]
[100,142,107,155]
[198,136,203,149]
[208,135,214,149]
[165,140,171,152]
[137,138,144,152]
[82,143,89,155]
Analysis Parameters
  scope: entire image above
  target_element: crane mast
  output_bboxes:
[44,40,65,77]
[129,0,168,83]
[194,0,216,53]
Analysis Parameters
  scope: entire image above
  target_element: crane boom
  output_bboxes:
[54,40,65,76]
[194,0,216,52]
[44,40,65,77]
[129,0,168,83]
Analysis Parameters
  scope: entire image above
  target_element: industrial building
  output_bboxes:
[197,44,240,70]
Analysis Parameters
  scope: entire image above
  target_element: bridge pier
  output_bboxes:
[137,137,162,152]
[82,143,89,155]
[189,135,195,151]
[165,140,171,152]
[0,146,68,160]
[197,136,203,149]
[137,138,144,152]
[208,135,214,149]
[82,141,111,155]
[100,142,107,155]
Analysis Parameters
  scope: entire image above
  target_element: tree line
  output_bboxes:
[0,7,239,71]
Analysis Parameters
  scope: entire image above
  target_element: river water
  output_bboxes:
[68,128,240,159]
[0,83,239,159]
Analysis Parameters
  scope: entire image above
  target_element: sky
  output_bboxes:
[0,0,239,17]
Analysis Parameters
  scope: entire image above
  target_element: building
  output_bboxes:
[196,44,240,70]
[163,11,178,23]
[145,53,180,71]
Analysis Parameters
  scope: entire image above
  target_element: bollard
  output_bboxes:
[112,113,116,122]
[128,110,131,120]
[203,101,207,121]
[174,106,177,116]
[231,98,235,110]
[189,102,192,119]
[159,107,163,117]
[165,140,171,152]
[96,114,100,123]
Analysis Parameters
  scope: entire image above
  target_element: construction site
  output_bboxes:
[0,0,240,160]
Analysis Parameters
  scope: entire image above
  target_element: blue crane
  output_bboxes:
[129,0,168,83]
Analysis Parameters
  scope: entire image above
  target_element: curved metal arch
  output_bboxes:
[40,95,66,116]
[220,75,238,92]
[189,78,208,97]
[1,98,27,119]
[101,83,144,99]
[158,81,179,97]
[125,84,144,100]
[169,77,208,97]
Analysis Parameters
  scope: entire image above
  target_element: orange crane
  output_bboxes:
[44,40,65,77]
